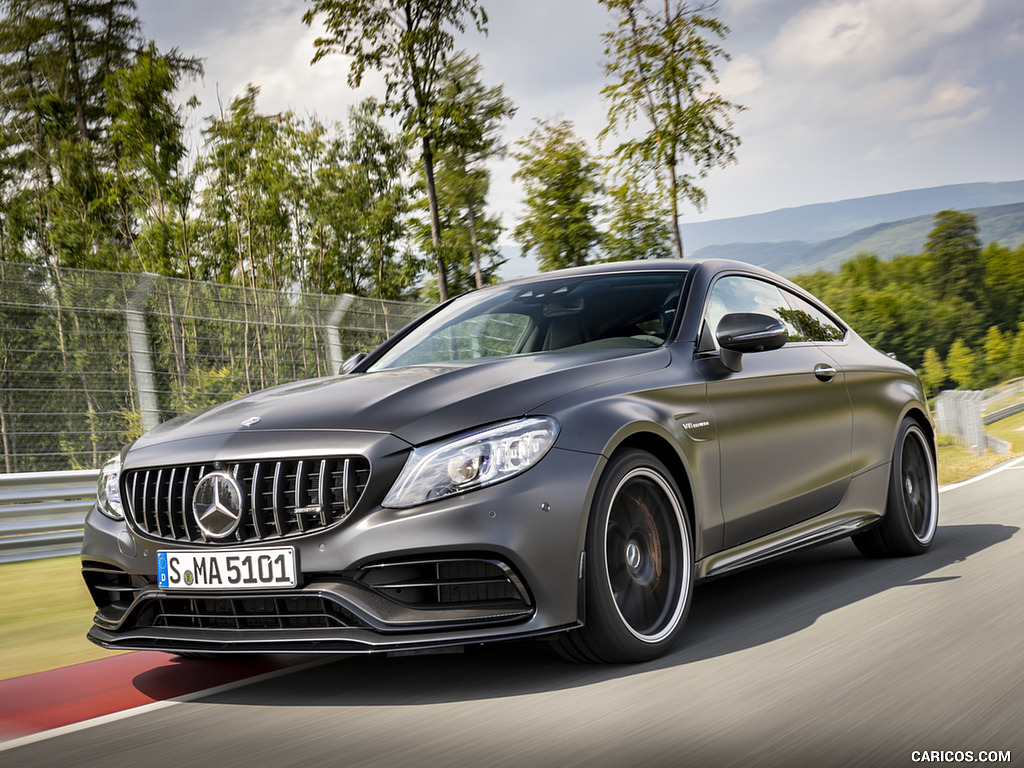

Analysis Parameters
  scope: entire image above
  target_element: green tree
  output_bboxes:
[332,100,418,299]
[0,0,199,269]
[416,152,504,300]
[919,347,947,397]
[946,337,978,390]
[601,171,673,262]
[302,0,488,301]
[195,85,296,289]
[105,43,200,276]
[983,241,1024,331]
[599,0,741,259]
[512,119,603,271]
[427,52,514,290]
[924,210,984,306]
[1011,322,1024,378]
[982,325,1012,385]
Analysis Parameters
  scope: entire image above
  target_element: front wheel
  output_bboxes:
[854,418,938,558]
[554,450,694,663]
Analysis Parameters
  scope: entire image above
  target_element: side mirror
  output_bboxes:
[716,313,788,353]
[341,352,368,374]
[713,313,788,372]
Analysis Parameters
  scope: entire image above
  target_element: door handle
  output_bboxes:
[814,363,837,382]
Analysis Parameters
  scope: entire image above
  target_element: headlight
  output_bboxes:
[96,454,124,520]
[382,417,559,509]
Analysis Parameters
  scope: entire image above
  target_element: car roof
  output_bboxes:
[487,258,799,293]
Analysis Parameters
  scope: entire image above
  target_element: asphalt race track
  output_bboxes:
[4,458,1022,768]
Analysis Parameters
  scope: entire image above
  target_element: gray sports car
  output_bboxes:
[82,258,938,663]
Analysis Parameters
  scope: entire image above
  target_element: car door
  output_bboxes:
[699,275,853,549]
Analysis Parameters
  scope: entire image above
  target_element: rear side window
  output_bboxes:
[780,291,846,342]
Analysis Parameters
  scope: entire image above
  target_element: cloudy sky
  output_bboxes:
[135,0,1024,233]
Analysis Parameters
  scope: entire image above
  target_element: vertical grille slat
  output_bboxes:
[250,463,264,539]
[180,466,192,541]
[317,460,329,527]
[294,460,306,534]
[165,467,178,539]
[142,470,154,535]
[125,456,369,545]
[272,463,284,536]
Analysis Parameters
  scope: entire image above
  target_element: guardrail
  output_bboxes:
[0,470,98,564]
[984,401,1024,426]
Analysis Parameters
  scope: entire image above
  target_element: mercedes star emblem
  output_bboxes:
[192,471,245,539]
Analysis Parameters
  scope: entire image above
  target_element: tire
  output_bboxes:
[553,449,694,663]
[854,418,938,558]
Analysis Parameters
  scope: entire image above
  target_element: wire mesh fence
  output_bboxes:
[935,387,1018,456]
[0,261,429,473]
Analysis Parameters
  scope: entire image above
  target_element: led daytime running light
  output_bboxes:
[383,417,558,509]
[96,454,124,520]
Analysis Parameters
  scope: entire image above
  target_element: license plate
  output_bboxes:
[157,547,297,590]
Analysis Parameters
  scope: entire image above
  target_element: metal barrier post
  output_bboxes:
[126,274,160,432]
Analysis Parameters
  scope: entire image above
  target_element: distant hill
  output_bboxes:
[693,202,1024,275]
[679,180,1024,253]
[496,180,1024,280]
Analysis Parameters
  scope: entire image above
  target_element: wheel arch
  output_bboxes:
[900,404,937,462]
[603,428,697,549]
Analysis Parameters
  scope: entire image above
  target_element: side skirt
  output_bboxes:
[697,507,882,580]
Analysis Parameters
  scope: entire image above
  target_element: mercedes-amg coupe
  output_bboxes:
[82,259,938,663]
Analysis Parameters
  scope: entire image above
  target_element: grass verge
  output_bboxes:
[986,409,1024,449]
[936,425,1021,487]
[0,555,125,682]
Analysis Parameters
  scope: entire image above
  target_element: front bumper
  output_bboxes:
[82,443,603,654]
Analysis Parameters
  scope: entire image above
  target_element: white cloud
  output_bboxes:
[772,0,986,77]
[718,54,765,98]
[907,106,989,140]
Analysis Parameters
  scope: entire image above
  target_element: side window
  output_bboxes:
[703,276,803,349]
[781,291,846,342]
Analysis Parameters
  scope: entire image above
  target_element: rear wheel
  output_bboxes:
[854,418,938,558]
[554,449,694,663]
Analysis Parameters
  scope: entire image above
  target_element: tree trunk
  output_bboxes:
[466,193,483,289]
[60,0,90,141]
[667,161,684,259]
[421,134,448,301]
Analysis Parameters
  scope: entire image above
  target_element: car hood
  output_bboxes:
[133,347,672,450]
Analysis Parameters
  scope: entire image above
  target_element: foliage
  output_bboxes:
[303,0,488,301]
[601,171,675,262]
[982,326,1012,386]
[598,0,741,258]
[920,348,946,398]
[420,52,515,291]
[512,120,603,271]
[924,209,984,307]
[944,338,978,390]
[105,43,199,276]
[794,211,1024,391]
[0,0,200,269]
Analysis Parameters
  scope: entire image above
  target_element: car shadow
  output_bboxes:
[132,522,1015,706]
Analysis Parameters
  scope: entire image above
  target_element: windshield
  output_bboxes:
[368,271,687,371]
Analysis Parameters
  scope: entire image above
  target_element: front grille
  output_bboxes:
[132,595,367,630]
[124,457,370,544]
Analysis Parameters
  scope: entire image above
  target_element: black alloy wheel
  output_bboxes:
[555,449,693,663]
[854,418,938,558]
